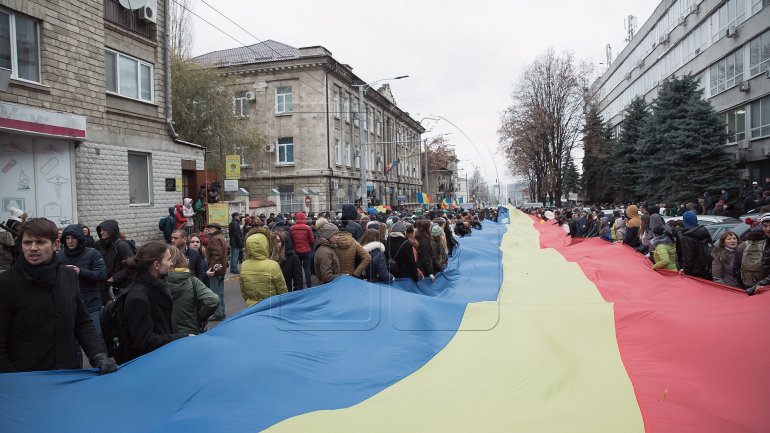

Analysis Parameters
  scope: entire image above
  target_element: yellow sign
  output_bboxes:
[207,203,229,225]
[225,155,241,179]
[176,177,183,192]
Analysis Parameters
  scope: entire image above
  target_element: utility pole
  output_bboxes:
[423,138,428,209]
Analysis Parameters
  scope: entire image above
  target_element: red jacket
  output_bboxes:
[174,204,187,229]
[289,213,314,254]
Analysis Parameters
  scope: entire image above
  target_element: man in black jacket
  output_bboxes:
[676,211,712,280]
[228,213,243,274]
[0,218,117,374]
[96,219,134,302]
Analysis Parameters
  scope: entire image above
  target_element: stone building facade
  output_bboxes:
[195,41,425,213]
[0,0,204,247]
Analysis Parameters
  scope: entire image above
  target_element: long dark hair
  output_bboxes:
[124,241,168,273]
[359,229,381,246]
[414,220,432,246]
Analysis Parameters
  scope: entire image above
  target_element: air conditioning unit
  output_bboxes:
[245,91,256,101]
[765,69,770,79]
[659,33,670,45]
[330,179,339,190]
[264,143,275,153]
[739,81,751,92]
[737,140,750,150]
[138,0,157,23]
[726,25,737,38]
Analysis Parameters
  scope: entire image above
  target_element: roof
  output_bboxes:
[194,40,300,68]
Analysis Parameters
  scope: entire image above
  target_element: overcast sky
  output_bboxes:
[189,0,661,184]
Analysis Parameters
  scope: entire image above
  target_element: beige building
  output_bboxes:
[195,41,425,213]
[0,0,205,252]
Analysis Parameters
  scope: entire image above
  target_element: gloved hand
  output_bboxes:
[92,353,118,375]
[747,286,758,296]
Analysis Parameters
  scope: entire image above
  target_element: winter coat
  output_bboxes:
[205,229,229,276]
[675,225,712,280]
[174,204,187,230]
[613,218,626,242]
[711,246,740,287]
[416,237,435,277]
[584,217,600,238]
[0,260,105,372]
[122,273,188,362]
[280,247,304,291]
[160,207,175,243]
[314,237,341,284]
[386,235,419,281]
[733,229,766,287]
[182,198,195,227]
[289,214,315,254]
[340,204,363,240]
[240,229,287,307]
[167,269,220,335]
[229,218,244,248]
[362,241,392,282]
[57,224,106,296]
[651,236,678,270]
[335,232,371,277]
[184,247,208,286]
[96,219,134,295]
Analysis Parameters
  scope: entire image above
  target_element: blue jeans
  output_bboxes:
[210,274,225,318]
[296,251,312,289]
[230,247,241,273]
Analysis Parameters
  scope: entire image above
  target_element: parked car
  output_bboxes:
[705,221,751,246]
[663,215,741,225]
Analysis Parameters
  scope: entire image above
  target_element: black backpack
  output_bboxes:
[100,291,131,364]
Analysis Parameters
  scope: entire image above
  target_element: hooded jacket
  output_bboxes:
[278,242,304,291]
[362,241,392,282]
[57,224,106,296]
[96,219,134,294]
[623,206,642,248]
[160,207,175,243]
[335,231,371,277]
[174,204,187,229]
[167,269,219,334]
[240,228,287,307]
[386,235,419,281]
[314,236,341,284]
[340,204,363,240]
[205,227,228,276]
[676,224,712,280]
[289,212,314,254]
[182,198,195,220]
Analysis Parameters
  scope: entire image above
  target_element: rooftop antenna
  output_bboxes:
[624,15,637,43]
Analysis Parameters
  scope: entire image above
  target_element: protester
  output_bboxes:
[414,220,436,281]
[81,225,96,248]
[289,212,314,288]
[711,230,740,288]
[335,230,371,278]
[96,219,134,302]
[360,228,393,282]
[121,241,190,362]
[166,246,219,335]
[240,227,287,306]
[274,230,303,292]
[159,207,175,243]
[314,223,342,284]
[386,221,419,281]
[228,213,243,274]
[650,225,677,271]
[170,229,208,286]
[623,205,642,248]
[204,223,228,321]
[431,223,447,273]
[675,211,712,280]
[0,218,117,374]
[340,204,363,240]
[57,224,107,337]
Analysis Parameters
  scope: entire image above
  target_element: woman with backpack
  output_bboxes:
[360,228,393,282]
[166,247,220,335]
[711,231,741,288]
[733,224,766,289]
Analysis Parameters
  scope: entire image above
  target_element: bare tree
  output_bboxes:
[498,49,590,206]
[170,0,194,59]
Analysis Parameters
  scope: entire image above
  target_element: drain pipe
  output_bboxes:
[164,0,178,139]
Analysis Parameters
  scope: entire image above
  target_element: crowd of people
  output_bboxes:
[0,202,495,375]
[531,201,770,296]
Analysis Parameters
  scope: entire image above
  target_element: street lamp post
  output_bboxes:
[355,75,408,209]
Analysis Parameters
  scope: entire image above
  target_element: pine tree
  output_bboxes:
[612,96,648,202]
[563,159,580,196]
[639,75,738,204]
[581,105,613,203]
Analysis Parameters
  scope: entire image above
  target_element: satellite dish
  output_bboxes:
[118,0,147,10]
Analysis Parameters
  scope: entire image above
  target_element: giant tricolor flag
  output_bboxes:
[0,208,768,432]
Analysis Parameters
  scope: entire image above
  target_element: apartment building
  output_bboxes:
[0,0,204,247]
[594,0,770,181]
[195,40,425,213]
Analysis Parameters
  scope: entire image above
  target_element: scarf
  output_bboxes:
[14,254,61,288]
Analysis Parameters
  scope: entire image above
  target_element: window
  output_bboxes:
[278,184,299,213]
[128,152,151,205]
[375,111,382,136]
[343,92,351,123]
[749,30,770,77]
[712,0,747,42]
[0,11,40,82]
[105,49,153,102]
[363,104,369,131]
[277,137,294,164]
[710,50,743,95]
[355,145,360,169]
[751,96,770,138]
[276,86,293,114]
[345,142,352,166]
[332,86,340,118]
[335,139,341,165]
[232,92,249,117]
[752,0,770,14]
[723,107,747,143]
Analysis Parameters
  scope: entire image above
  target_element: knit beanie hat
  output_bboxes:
[386,216,398,228]
[682,211,698,229]
[318,223,339,240]
[8,207,24,220]
[431,223,442,237]
[366,221,381,230]
[390,221,407,234]
[761,213,770,223]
